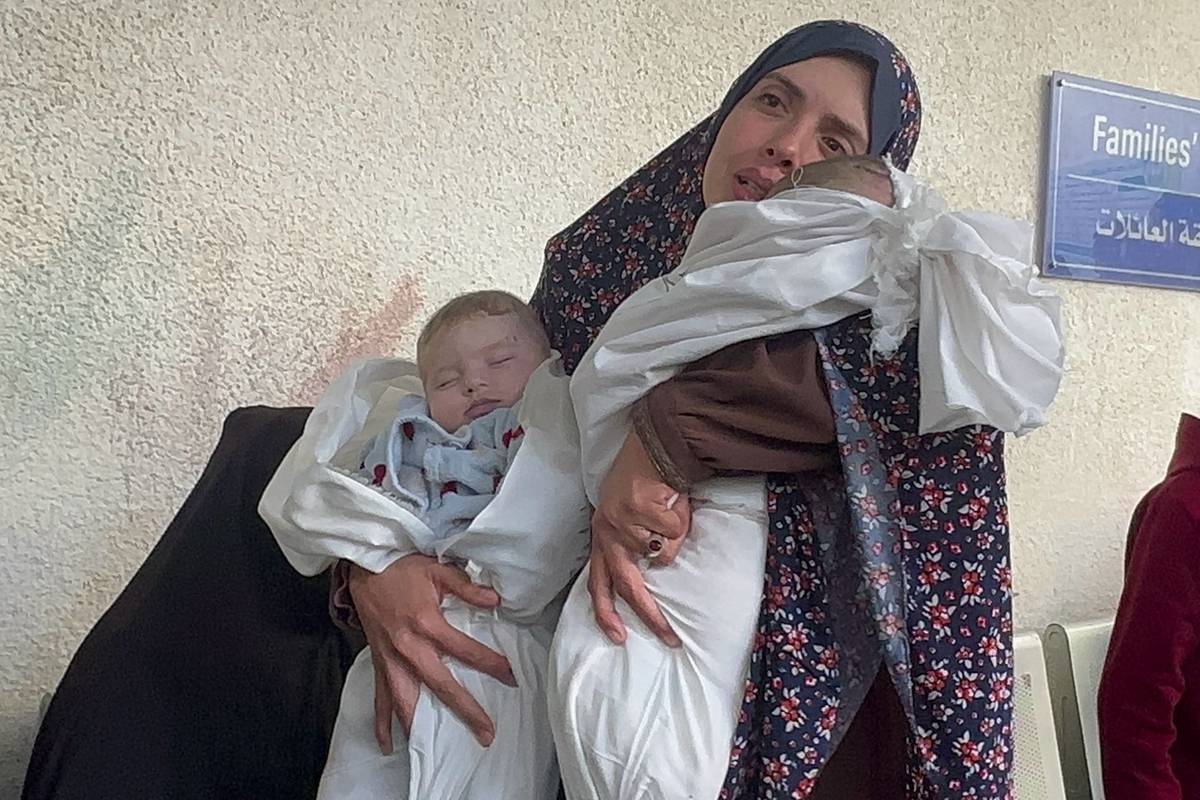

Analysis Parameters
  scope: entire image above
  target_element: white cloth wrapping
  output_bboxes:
[570,169,1065,503]
[549,477,768,800]
[259,355,591,800]
[549,173,1065,800]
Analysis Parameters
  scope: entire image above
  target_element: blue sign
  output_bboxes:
[1043,71,1200,292]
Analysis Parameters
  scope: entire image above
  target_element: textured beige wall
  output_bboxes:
[3,0,1198,792]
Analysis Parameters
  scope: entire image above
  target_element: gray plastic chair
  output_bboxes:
[1013,631,1069,800]
[1044,620,1114,800]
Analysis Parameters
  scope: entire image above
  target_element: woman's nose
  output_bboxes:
[763,122,823,170]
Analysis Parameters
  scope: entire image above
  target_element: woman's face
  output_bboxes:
[703,55,874,206]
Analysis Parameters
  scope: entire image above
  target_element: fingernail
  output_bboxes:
[605,626,627,645]
[503,670,518,688]
[480,728,495,747]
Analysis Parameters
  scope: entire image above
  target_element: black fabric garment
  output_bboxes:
[22,406,364,800]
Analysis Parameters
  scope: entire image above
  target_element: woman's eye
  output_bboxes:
[758,92,784,110]
[824,137,846,153]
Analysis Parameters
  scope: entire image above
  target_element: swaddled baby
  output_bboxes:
[261,290,591,800]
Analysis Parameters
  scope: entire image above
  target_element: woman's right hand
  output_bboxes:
[588,431,691,648]
[348,554,517,752]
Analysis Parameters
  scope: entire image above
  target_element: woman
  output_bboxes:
[350,19,1008,800]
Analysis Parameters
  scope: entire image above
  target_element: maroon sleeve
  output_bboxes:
[1098,486,1200,800]
[632,331,837,491]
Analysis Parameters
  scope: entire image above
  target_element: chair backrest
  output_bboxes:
[1044,620,1114,800]
[1013,631,1069,800]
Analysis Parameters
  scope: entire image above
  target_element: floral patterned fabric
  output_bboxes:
[530,20,1012,800]
[717,316,1013,800]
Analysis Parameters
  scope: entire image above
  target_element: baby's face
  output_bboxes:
[421,313,546,431]
[764,155,894,206]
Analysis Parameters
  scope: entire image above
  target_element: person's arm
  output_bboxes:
[632,330,837,491]
[587,329,837,645]
[1098,489,1200,800]
[627,155,899,490]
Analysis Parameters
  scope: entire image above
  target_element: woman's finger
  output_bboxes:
[652,494,692,565]
[599,512,661,556]
[434,563,502,609]
[618,497,690,541]
[426,615,517,687]
[375,648,422,747]
[371,652,396,755]
[587,543,626,644]
[408,649,497,747]
[607,544,681,647]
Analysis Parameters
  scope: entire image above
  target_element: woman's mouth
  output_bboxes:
[733,173,769,201]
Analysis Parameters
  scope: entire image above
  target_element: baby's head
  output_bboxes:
[417,290,551,431]
[764,155,894,206]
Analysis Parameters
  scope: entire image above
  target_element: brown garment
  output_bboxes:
[632,332,838,491]
[638,330,907,800]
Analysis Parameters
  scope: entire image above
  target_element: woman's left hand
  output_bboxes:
[588,431,691,647]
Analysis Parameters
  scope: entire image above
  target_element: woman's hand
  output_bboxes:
[588,431,691,647]
[348,554,517,751]
[766,154,895,207]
